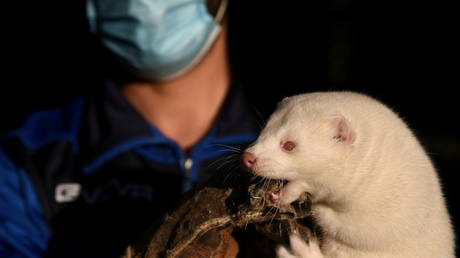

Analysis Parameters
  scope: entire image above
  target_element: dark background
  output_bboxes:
[1,0,458,252]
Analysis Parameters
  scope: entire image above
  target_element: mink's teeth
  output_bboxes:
[270,191,281,203]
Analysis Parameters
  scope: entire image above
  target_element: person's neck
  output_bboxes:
[122,29,230,150]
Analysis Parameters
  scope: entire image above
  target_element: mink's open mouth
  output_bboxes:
[247,177,312,217]
[266,179,288,204]
[248,177,290,205]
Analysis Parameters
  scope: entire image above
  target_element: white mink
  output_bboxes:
[242,92,455,258]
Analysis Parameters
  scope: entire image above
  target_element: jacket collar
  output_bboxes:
[79,79,259,168]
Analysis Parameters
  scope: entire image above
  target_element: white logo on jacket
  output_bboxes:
[55,183,82,203]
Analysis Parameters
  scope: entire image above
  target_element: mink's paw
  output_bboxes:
[276,234,323,258]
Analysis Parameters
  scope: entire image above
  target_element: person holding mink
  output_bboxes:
[0,0,259,257]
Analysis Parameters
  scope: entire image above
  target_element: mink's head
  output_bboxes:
[242,93,357,191]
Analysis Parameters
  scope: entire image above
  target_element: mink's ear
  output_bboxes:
[332,116,355,144]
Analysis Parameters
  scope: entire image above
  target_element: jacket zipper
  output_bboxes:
[182,156,194,192]
[183,157,193,177]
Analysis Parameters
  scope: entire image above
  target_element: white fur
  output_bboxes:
[246,92,455,258]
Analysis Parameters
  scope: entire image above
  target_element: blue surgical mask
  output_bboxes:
[86,0,228,81]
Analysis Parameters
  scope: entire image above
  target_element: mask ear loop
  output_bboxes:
[214,0,229,23]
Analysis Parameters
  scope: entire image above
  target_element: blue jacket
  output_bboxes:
[0,80,259,257]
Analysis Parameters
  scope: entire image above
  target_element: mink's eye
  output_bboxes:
[281,141,296,152]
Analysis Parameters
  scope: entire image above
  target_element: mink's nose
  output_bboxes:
[241,152,257,170]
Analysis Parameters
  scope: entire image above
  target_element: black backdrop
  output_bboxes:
[1,0,458,253]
